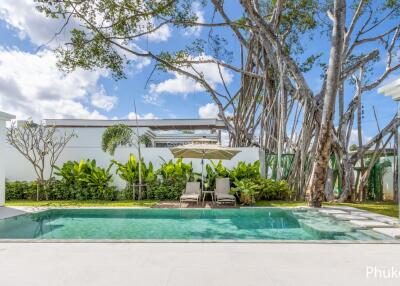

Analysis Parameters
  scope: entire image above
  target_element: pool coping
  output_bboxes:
[1,205,399,244]
[0,239,400,244]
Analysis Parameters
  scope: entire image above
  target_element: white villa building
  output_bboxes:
[43,118,226,147]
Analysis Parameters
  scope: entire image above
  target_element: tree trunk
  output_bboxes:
[393,129,398,202]
[307,0,346,207]
[276,60,286,180]
[324,168,335,201]
[338,158,354,202]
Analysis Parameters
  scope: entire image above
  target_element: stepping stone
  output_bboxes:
[333,214,368,221]
[355,213,400,225]
[357,212,387,219]
[372,228,400,239]
[369,217,399,226]
[328,206,360,212]
[318,209,347,215]
[348,220,391,229]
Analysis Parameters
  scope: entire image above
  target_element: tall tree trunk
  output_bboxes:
[393,129,398,202]
[307,0,346,207]
[276,60,286,180]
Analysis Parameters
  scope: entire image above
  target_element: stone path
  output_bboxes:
[318,206,400,239]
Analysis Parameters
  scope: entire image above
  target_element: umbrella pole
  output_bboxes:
[201,158,204,194]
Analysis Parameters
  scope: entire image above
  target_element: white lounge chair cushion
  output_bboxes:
[180,194,199,200]
[216,194,235,200]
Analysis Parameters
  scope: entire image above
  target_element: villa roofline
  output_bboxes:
[43,118,226,130]
[0,111,16,121]
[378,78,400,100]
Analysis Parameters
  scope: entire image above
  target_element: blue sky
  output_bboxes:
[0,0,398,143]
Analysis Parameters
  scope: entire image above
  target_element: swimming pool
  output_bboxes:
[0,208,394,240]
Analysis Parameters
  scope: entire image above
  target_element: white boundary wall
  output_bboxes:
[4,143,260,189]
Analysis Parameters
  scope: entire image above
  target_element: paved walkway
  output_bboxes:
[0,243,400,286]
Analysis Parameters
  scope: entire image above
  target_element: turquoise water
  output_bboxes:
[0,208,392,240]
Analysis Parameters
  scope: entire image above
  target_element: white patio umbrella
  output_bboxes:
[169,139,241,192]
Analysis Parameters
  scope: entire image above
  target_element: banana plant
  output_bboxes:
[158,158,194,182]
[55,159,113,191]
[205,160,230,189]
[231,179,259,205]
[230,161,260,182]
[112,154,157,188]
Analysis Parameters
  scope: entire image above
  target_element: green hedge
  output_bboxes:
[6,180,118,201]
[5,179,185,201]
[5,181,37,200]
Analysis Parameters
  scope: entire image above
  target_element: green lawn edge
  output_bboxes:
[5,200,159,207]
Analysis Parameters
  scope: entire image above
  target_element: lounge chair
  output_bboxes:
[180,182,201,207]
[215,178,236,206]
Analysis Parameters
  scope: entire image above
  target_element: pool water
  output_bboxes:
[0,208,393,240]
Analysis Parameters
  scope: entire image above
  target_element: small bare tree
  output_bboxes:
[7,120,76,200]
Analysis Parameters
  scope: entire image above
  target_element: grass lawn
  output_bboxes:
[5,200,159,207]
[325,202,399,218]
[255,200,399,218]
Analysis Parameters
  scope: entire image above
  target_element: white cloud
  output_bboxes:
[199,103,219,118]
[127,112,158,120]
[147,23,171,42]
[90,87,117,111]
[0,0,152,73]
[349,129,372,147]
[183,2,204,37]
[0,48,108,120]
[0,0,77,46]
[149,54,233,95]
[150,73,205,94]
[142,93,163,106]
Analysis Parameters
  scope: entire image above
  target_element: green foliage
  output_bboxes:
[113,154,156,185]
[113,154,157,199]
[35,0,206,78]
[205,160,230,190]
[102,124,134,156]
[139,134,152,147]
[255,178,293,201]
[54,159,117,200]
[231,178,292,205]
[151,180,186,200]
[5,181,37,200]
[158,158,194,182]
[349,144,358,151]
[230,161,260,182]
[366,158,392,201]
[231,179,259,205]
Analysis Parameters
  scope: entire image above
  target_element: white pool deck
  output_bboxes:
[1,206,400,285]
[1,243,400,286]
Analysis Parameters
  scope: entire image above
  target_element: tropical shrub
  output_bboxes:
[113,154,157,199]
[54,159,117,200]
[231,178,292,205]
[230,161,260,182]
[255,178,292,200]
[5,180,73,200]
[231,179,259,205]
[5,181,37,200]
[205,160,230,190]
[158,158,195,182]
[151,180,186,200]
